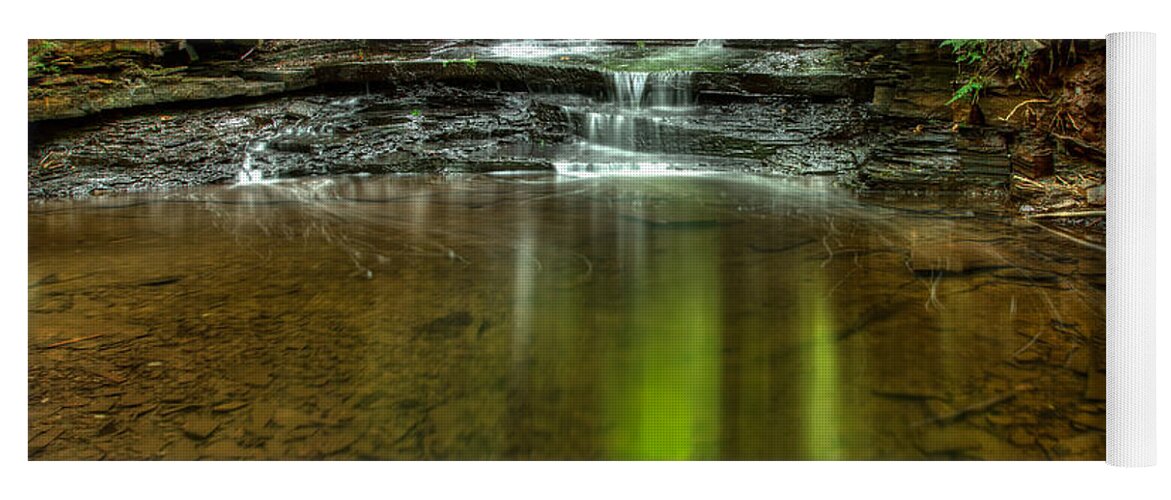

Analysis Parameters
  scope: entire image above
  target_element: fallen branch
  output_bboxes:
[43,333,103,349]
[1027,210,1106,219]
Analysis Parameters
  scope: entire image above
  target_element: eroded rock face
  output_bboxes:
[28,86,570,198]
[27,39,1037,198]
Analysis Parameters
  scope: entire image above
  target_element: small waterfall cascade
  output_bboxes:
[607,71,694,109]
[236,142,267,184]
[558,71,698,174]
[695,39,724,48]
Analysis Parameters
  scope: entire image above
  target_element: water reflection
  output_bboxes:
[28,173,1105,460]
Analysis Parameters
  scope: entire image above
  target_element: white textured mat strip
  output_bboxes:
[1106,31,1156,467]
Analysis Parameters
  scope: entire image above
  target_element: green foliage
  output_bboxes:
[440,55,478,70]
[1012,48,1032,82]
[636,40,647,50]
[941,39,989,105]
[940,39,986,65]
[410,109,422,117]
[946,76,987,105]
[28,40,61,78]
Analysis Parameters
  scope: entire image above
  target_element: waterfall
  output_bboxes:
[558,70,698,174]
[607,71,693,109]
[573,71,693,151]
[610,72,649,108]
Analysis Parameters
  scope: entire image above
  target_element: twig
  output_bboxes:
[999,98,1049,122]
[1014,328,1046,357]
[43,334,103,349]
[1024,219,1106,252]
[1027,210,1106,219]
[1013,175,1047,189]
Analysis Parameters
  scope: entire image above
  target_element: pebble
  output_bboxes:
[234,367,272,387]
[1009,428,1036,446]
[925,400,955,420]
[417,311,473,339]
[212,401,249,413]
[1015,351,1043,363]
[165,439,200,460]
[118,392,150,407]
[201,439,245,459]
[272,408,309,428]
[1070,412,1106,431]
[28,428,65,454]
[182,415,220,440]
[986,414,1015,426]
[87,399,115,413]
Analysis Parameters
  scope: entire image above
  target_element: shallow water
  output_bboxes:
[28,173,1105,460]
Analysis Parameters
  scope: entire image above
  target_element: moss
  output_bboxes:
[28,40,62,78]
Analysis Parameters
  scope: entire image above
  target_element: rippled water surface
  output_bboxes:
[28,173,1106,460]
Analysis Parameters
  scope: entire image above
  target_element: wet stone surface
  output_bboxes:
[29,85,570,198]
[29,173,1104,460]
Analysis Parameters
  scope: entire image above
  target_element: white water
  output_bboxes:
[236,142,269,185]
[562,71,696,170]
[607,71,693,109]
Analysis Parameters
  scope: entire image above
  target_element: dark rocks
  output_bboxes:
[417,311,474,339]
[693,71,875,101]
[1011,132,1055,179]
[28,428,65,455]
[858,126,1012,191]
[29,86,564,198]
[315,60,612,96]
[29,77,291,122]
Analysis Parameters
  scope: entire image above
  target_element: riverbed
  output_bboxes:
[28,172,1105,460]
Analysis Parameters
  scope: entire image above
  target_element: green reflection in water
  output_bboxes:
[607,198,722,460]
[799,264,842,460]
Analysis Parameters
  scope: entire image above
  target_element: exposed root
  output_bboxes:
[999,98,1049,122]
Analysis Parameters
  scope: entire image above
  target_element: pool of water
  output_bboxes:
[28,172,1105,460]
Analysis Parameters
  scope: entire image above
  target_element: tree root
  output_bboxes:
[999,98,1049,122]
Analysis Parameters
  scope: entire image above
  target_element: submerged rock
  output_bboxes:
[417,311,473,339]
